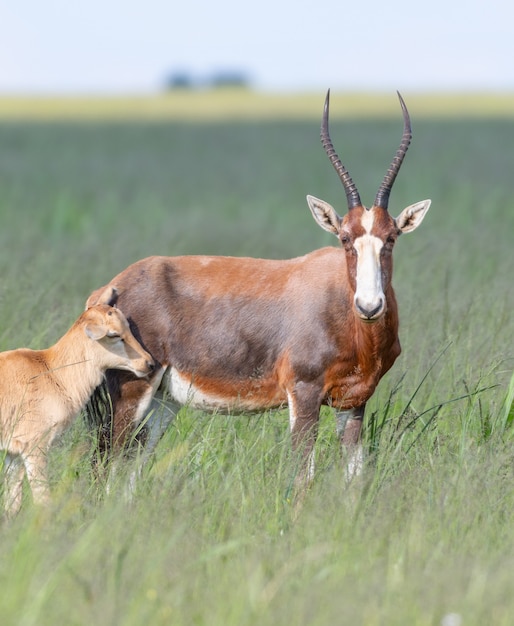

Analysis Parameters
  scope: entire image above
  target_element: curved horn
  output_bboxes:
[374,91,412,210]
[320,89,362,210]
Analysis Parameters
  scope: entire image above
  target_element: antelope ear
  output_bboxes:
[84,323,107,341]
[395,199,431,234]
[306,195,342,236]
[95,286,119,307]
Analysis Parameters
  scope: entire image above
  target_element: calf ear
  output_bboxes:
[95,286,119,307]
[84,324,106,341]
[395,199,431,234]
[306,195,342,236]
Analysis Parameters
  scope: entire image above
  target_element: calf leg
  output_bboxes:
[23,449,51,508]
[335,404,366,480]
[3,454,25,517]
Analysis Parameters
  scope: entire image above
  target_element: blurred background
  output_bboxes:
[1,0,512,96]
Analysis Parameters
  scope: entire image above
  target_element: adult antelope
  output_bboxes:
[86,91,431,488]
[1,287,154,517]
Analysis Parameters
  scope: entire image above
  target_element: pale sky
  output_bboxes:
[0,0,512,94]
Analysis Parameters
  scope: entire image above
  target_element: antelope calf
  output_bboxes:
[0,287,154,516]
[86,91,431,490]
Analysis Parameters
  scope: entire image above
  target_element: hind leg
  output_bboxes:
[106,367,180,493]
[138,389,181,460]
[105,366,166,451]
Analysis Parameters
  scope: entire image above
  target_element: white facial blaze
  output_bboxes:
[353,210,385,319]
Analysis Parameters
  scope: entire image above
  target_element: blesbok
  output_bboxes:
[86,90,431,488]
[0,286,154,516]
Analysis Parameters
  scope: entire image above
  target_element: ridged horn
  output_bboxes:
[320,89,362,210]
[374,91,412,210]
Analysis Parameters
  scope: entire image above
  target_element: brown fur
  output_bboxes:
[86,244,400,467]
[85,98,430,490]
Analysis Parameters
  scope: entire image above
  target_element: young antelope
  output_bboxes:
[0,287,154,516]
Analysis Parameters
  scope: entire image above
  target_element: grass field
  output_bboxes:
[3,89,514,120]
[0,92,513,625]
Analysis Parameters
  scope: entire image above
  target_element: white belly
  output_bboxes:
[164,367,235,410]
[161,367,286,413]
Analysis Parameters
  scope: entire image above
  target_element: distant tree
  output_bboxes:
[165,72,194,90]
[163,69,251,91]
[209,71,250,89]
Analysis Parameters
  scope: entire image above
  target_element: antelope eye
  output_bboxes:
[341,234,351,245]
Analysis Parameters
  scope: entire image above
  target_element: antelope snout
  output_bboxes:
[133,356,155,377]
[354,296,385,321]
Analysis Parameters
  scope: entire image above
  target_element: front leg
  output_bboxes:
[287,381,323,492]
[335,403,366,480]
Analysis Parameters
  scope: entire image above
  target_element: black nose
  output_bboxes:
[355,299,384,320]
[359,304,381,319]
[147,360,155,372]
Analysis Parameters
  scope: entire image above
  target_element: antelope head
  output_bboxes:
[84,286,155,377]
[307,90,431,322]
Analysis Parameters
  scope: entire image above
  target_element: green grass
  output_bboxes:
[0,103,513,625]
